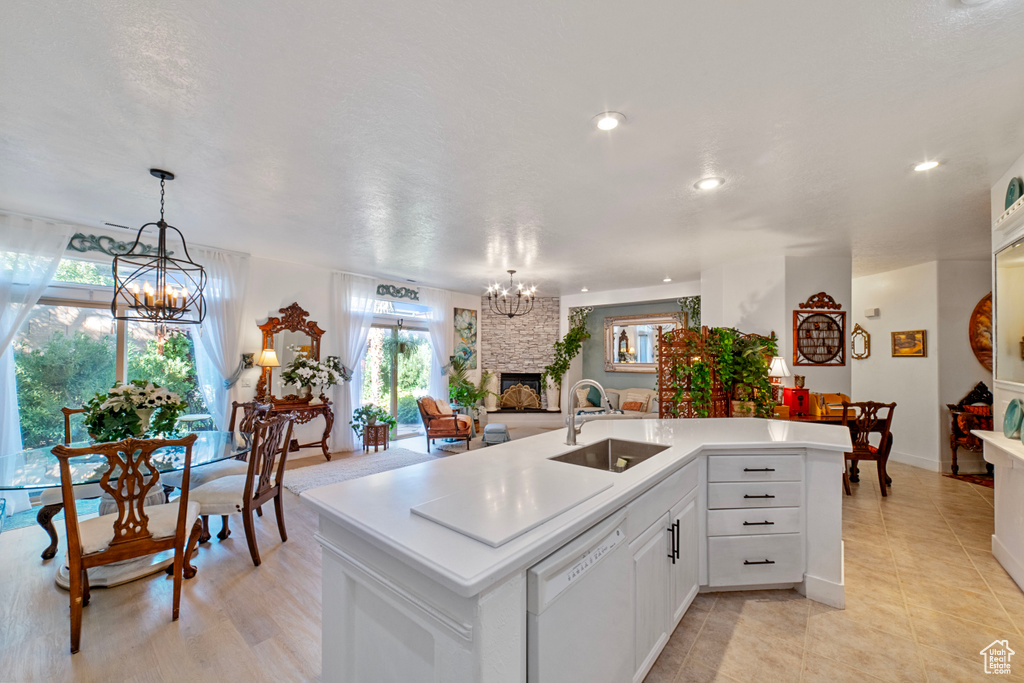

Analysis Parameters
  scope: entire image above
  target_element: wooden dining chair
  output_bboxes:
[163,401,272,538]
[841,401,896,497]
[51,434,205,653]
[190,414,294,566]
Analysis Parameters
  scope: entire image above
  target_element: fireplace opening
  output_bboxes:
[498,372,544,411]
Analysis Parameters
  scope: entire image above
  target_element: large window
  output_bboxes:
[10,254,207,449]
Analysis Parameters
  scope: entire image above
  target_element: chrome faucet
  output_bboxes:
[565,379,627,446]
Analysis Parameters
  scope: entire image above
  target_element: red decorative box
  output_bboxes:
[783,387,809,416]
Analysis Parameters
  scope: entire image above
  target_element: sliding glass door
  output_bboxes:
[361,325,432,438]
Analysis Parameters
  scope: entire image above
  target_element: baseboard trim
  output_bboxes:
[887,450,942,472]
[800,572,845,609]
[993,534,1024,594]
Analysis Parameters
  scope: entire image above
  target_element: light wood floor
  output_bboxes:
[1,444,1020,682]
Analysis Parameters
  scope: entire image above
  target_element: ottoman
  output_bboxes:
[482,423,511,446]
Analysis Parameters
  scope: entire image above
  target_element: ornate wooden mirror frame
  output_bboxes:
[604,312,684,373]
[255,303,326,406]
[851,323,870,359]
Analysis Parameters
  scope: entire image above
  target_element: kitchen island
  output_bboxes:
[975,431,1024,593]
[302,418,851,683]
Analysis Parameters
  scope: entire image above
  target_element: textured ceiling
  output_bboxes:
[2,1,1024,295]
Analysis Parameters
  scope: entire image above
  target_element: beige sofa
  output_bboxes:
[576,386,659,418]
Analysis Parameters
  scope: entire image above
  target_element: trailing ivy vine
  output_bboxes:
[541,307,593,389]
[678,296,701,331]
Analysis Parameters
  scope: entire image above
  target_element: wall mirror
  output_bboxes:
[256,302,325,404]
[851,323,870,359]
[604,312,683,373]
[996,239,1024,384]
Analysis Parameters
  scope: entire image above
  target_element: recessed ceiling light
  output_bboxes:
[694,177,725,190]
[914,160,940,172]
[663,277,672,283]
[581,287,589,292]
[594,112,625,131]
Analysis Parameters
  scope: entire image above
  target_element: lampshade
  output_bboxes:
[768,356,791,378]
[256,349,280,368]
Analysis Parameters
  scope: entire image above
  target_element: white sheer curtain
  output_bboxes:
[0,213,75,515]
[193,247,251,429]
[420,287,453,403]
[330,272,377,452]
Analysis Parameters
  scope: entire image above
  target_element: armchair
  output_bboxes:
[417,397,472,452]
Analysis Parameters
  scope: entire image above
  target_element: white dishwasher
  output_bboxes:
[527,510,632,683]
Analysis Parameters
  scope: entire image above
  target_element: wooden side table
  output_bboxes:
[271,401,334,460]
[363,424,390,453]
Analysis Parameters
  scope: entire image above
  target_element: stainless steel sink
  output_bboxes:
[549,439,670,473]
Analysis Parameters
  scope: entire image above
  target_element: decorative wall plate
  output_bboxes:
[968,292,993,372]
[1007,177,1023,210]
[1003,398,1023,439]
[793,292,846,367]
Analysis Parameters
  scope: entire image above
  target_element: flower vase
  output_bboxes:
[298,385,312,399]
[135,408,155,435]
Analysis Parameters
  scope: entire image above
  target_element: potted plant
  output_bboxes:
[280,346,351,401]
[723,332,776,418]
[445,357,496,430]
[540,307,592,411]
[82,380,188,443]
[350,404,397,439]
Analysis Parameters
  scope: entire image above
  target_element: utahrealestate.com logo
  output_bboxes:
[980,640,1014,675]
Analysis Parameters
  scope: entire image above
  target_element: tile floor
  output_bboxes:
[643,461,1024,682]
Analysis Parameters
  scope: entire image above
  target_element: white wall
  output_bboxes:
[784,256,853,395]
[852,262,942,470]
[851,260,991,473]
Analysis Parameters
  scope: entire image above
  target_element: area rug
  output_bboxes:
[943,472,994,489]
[283,447,439,495]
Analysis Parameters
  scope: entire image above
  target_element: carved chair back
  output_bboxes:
[229,401,272,433]
[841,401,896,456]
[245,415,295,506]
[61,406,86,445]
[51,434,198,556]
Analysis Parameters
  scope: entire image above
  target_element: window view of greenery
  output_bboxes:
[13,303,207,449]
[52,258,114,286]
[361,327,432,437]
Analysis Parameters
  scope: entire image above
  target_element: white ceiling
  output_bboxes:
[2,1,1024,295]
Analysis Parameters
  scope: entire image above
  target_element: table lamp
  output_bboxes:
[256,349,280,367]
[768,356,791,403]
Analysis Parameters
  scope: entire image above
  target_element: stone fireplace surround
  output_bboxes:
[480,295,560,411]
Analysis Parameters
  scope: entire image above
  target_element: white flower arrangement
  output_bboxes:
[280,348,352,389]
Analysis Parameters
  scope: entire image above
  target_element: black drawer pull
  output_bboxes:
[743,494,776,499]
[743,559,776,565]
[743,520,775,526]
[743,467,776,472]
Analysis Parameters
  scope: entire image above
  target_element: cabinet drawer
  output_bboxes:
[625,460,698,543]
[707,455,802,483]
[707,507,801,536]
[707,534,804,586]
[707,482,802,509]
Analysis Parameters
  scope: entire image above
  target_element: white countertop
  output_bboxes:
[301,418,851,598]
[975,430,1024,467]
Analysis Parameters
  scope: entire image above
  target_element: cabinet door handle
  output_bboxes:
[743,559,776,565]
[743,467,776,472]
[674,520,680,560]
[667,523,676,565]
[742,520,775,526]
[743,494,776,499]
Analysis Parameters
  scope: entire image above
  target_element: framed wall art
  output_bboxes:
[453,308,478,368]
[793,291,846,367]
[891,330,927,358]
[851,323,870,359]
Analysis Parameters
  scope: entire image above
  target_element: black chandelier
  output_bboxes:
[111,169,207,325]
[486,270,536,319]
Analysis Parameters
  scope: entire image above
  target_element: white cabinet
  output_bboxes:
[631,513,672,682]
[630,486,699,683]
[670,490,699,625]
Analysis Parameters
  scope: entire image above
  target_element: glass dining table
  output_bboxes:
[0,431,251,562]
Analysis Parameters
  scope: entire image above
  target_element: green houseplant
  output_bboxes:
[350,403,397,438]
[540,307,592,392]
[445,356,495,420]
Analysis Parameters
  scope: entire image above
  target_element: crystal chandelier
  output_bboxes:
[486,270,536,319]
[111,169,207,325]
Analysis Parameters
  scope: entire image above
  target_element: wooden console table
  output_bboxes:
[363,424,389,453]
[274,401,334,460]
